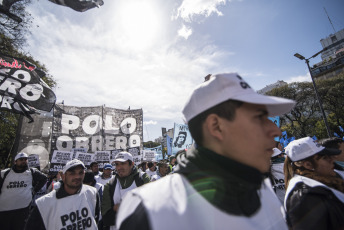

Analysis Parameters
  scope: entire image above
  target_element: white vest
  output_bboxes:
[284,175,344,210]
[117,174,288,230]
[0,169,33,211]
[113,178,138,205]
[96,175,113,186]
[271,163,286,204]
[36,185,98,230]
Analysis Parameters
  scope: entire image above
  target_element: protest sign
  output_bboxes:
[28,154,40,170]
[142,150,156,162]
[75,152,95,166]
[95,150,110,169]
[50,150,73,172]
[171,123,193,155]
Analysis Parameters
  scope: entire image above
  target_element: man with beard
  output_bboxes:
[25,159,100,230]
[102,151,150,230]
[0,152,47,230]
[174,131,187,148]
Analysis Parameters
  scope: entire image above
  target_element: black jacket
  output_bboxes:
[286,182,344,230]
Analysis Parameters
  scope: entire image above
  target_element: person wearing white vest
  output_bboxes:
[269,148,286,204]
[0,152,47,230]
[96,163,114,186]
[102,151,150,230]
[284,137,344,229]
[116,73,295,230]
[151,161,169,182]
[25,159,100,230]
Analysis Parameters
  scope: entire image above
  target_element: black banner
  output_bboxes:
[48,0,104,12]
[51,104,143,155]
[0,53,56,112]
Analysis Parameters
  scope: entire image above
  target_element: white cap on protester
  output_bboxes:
[285,137,341,162]
[271,148,282,157]
[63,159,86,174]
[15,152,28,161]
[114,151,133,162]
[182,73,296,123]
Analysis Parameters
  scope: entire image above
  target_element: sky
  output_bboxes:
[24,0,344,141]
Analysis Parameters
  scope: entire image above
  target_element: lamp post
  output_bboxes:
[294,50,331,137]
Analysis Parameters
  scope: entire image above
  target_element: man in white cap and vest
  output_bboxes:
[25,159,100,230]
[0,152,47,230]
[116,73,296,230]
[102,151,150,230]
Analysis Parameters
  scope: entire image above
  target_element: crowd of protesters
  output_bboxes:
[1,73,344,230]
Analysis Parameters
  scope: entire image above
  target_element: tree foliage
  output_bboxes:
[266,73,344,139]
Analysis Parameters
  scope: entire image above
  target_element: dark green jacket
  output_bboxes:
[101,167,150,227]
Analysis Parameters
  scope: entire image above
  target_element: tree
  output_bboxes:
[266,73,344,140]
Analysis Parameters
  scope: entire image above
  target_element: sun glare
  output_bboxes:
[118,1,161,51]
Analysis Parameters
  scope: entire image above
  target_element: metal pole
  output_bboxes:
[305,59,331,137]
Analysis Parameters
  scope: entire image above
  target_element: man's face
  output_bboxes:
[159,164,169,177]
[115,161,134,178]
[102,169,112,178]
[90,164,99,173]
[62,166,85,191]
[336,143,344,162]
[218,103,281,173]
[15,158,28,169]
[171,158,176,165]
[177,134,186,145]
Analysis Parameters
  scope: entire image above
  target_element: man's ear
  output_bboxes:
[204,114,224,141]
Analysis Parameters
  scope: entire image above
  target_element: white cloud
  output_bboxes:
[174,0,227,22]
[143,120,158,125]
[286,73,312,83]
[25,0,230,140]
[178,24,193,39]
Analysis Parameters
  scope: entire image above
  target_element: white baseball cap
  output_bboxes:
[285,137,341,162]
[271,148,282,157]
[182,73,296,123]
[63,159,86,174]
[15,152,28,161]
[114,151,133,162]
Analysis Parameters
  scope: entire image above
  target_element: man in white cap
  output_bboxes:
[116,73,295,230]
[25,159,100,230]
[102,151,150,230]
[96,163,114,186]
[0,152,47,230]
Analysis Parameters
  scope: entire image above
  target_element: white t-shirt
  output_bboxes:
[145,169,156,179]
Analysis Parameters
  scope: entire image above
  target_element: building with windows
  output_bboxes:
[311,28,344,79]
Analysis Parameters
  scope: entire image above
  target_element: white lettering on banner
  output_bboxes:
[120,117,136,134]
[0,78,21,94]
[20,84,43,101]
[82,115,102,135]
[11,69,31,82]
[75,137,89,150]
[116,136,127,149]
[56,136,73,151]
[0,78,43,102]
[61,114,80,134]
[91,135,103,152]
[105,115,119,134]
[0,95,29,112]
[104,135,115,150]
[129,135,140,148]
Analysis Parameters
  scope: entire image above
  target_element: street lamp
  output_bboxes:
[294,49,331,137]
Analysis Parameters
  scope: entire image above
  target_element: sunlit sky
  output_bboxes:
[25,0,344,141]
